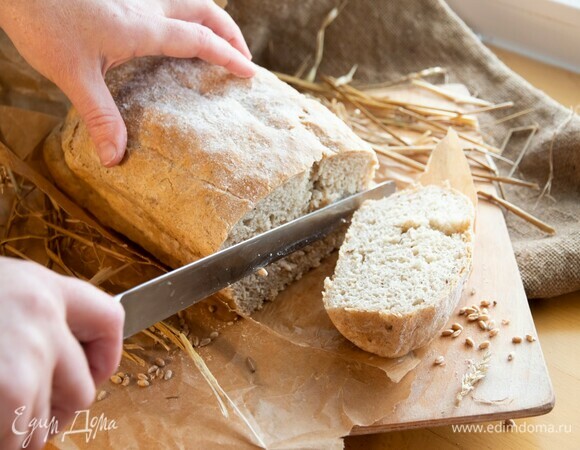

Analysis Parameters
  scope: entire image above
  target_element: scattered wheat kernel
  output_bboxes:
[451,323,463,331]
[227,321,234,326]
[434,356,445,365]
[137,373,149,381]
[458,308,466,316]
[154,358,165,368]
[441,329,454,337]
[110,375,123,385]
[479,314,490,322]
[465,337,475,347]
[478,340,490,350]
[508,352,515,361]
[526,334,536,342]
[164,370,173,381]
[467,313,479,321]
[115,371,125,378]
[246,357,257,373]
[489,328,500,338]
[478,321,487,330]
[452,329,462,338]
[480,300,491,307]
[96,390,108,401]
[199,338,211,347]
[209,331,219,339]
[256,267,268,277]
[155,368,162,378]
[464,307,476,315]
[148,365,159,374]
[502,319,510,326]
[192,336,200,347]
[137,380,150,388]
[121,376,130,387]
[470,288,476,296]
[208,305,217,313]
[493,300,497,307]
[512,336,523,344]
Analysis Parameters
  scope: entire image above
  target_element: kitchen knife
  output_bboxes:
[117,180,396,338]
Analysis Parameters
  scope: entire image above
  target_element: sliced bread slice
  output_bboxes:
[322,184,475,358]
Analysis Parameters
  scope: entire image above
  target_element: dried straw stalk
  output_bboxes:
[478,191,556,235]
[276,63,556,236]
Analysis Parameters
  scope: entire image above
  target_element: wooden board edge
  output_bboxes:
[350,391,555,436]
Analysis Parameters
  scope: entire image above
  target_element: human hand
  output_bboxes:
[0,257,124,450]
[0,0,255,167]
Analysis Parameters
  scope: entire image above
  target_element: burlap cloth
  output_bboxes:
[0,0,578,298]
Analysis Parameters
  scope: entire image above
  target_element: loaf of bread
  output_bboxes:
[44,57,377,314]
[322,184,474,357]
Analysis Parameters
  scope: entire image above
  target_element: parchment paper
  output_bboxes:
[52,278,418,450]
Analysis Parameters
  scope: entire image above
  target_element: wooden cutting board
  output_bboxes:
[352,85,554,434]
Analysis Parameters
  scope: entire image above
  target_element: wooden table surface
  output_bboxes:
[345,47,580,450]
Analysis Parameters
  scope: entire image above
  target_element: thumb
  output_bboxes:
[64,72,127,167]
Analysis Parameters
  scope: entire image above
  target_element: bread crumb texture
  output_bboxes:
[323,184,474,357]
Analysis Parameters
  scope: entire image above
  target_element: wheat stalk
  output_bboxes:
[456,351,492,406]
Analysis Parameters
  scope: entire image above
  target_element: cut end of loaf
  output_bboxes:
[323,184,474,357]
[226,151,376,314]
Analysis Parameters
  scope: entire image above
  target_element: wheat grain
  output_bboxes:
[434,356,445,365]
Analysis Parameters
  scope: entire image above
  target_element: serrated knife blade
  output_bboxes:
[116,180,395,338]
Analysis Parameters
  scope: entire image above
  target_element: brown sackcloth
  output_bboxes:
[0,0,578,298]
